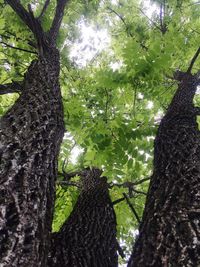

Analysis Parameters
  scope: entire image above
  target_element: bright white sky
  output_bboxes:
[69,0,158,67]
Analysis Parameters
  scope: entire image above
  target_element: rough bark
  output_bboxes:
[0,1,68,266]
[48,168,119,267]
[128,71,200,266]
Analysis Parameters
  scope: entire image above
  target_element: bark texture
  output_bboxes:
[0,47,64,267]
[128,72,200,267]
[48,168,118,267]
[0,1,68,266]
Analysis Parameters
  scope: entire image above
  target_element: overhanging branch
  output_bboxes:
[0,81,22,95]
[0,41,37,54]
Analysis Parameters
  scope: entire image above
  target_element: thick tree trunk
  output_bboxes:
[128,73,200,266]
[0,50,64,266]
[0,1,68,266]
[48,168,118,267]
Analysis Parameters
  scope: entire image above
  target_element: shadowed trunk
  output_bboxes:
[0,51,64,266]
[128,71,200,266]
[48,168,119,267]
[0,1,68,266]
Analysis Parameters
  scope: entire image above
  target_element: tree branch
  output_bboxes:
[109,177,150,188]
[56,180,81,188]
[0,41,37,54]
[6,0,45,52]
[0,31,36,48]
[187,47,200,74]
[0,81,22,95]
[38,0,51,20]
[123,193,141,224]
[49,0,70,44]
[107,6,133,37]
[58,171,81,181]
[107,6,148,50]
[6,0,36,33]
[112,196,125,206]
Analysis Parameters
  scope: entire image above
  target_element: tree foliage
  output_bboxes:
[1,0,200,265]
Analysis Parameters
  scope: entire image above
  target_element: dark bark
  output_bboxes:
[48,168,119,267]
[0,1,68,266]
[128,72,200,266]
[0,45,64,267]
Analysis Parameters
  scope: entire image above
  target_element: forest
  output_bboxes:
[0,0,200,266]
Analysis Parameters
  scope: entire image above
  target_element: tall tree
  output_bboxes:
[48,168,119,267]
[128,51,200,266]
[0,1,68,266]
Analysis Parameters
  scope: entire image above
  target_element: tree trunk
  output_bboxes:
[128,72,200,266]
[0,1,69,265]
[48,168,119,267]
[0,49,64,267]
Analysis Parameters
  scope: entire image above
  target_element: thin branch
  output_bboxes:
[6,0,46,53]
[109,177,150,188]
[107,6,133,37]
[136,5,162,32]
[38,0,51,20]
[0,31,36,48]
[107,6,148,50]
[0,41,37,54]
[56,180,81,188]
[123,193,141,224]
[6,0,36,33]
[0,81,22,95]
[133,177,150,185]
[58,171,81,181]
[49,0,70,44]
[112,196,125,206]
[132,189,147,196]
[187,47,200,73]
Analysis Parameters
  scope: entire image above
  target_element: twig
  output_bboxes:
[136,5,162,32]
[187,46,200,73]
[107,6,148,50]
[107,6,133,37]
[123,193,141,224]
